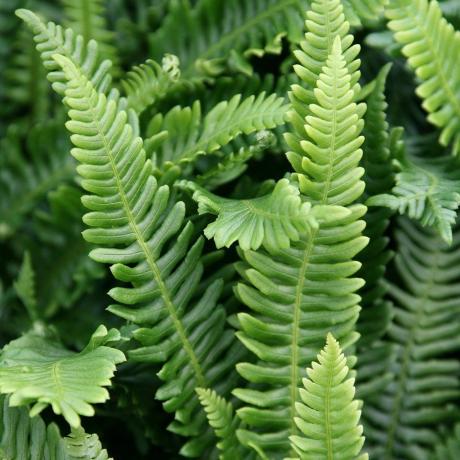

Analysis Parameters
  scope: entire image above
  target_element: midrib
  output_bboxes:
[88,101,206,388]
[383,252,440,459]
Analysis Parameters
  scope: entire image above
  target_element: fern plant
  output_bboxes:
[3,0,460,458]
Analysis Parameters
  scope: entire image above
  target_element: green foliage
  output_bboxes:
[64,428,112,460]
[289,334,367,460]
[13,251,38,321]
[0,325,125,428]
[431,424,460,460]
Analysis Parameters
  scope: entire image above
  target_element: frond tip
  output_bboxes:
[289,333,367,460]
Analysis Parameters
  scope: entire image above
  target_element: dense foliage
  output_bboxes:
[1,0,460,458]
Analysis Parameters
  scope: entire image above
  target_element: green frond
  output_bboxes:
[64,428,111,460]
[289,333,367,460]
[180,179,315,251]
[368,149,460,245]
[357,64,395,345]
[149,0,308,78]
[0,395,68,459]
[16,8,112,95]
[52,53,243,455]
[122,55,181,115]
[13,252,38,322]
[0,121,74,240]
[146,93,288,168]
[0,325,125,428]
[196,389,244,459]
[234,36,368,456]
[363,218,460,458]
[342,0,388,27]
[62,0,118,71]
[386,0,460,155]
[431,424,460,460]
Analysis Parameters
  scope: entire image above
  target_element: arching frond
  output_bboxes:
[386,0,460,155]
[363,218,460,459]
[289,334,367,460]
[0,325,125,428]
[52,53,243,455]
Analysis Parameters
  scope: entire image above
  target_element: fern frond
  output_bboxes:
[368,149,460,245]
[13,252,38,322]
[149,0,308,78]
[180,179,316,251]
[342,0,388,27]
[289,333,367,460]
[196,389,245,459]
[62,0,118,71]
[234,35,368,456]
[52,53,243,455]
[64,428,111,460]
[16,8,112,95]
[386,0,460,155]
[122,55,181,115]
[0,325,125,428]
[0,395,68,459]
[363,218,460,458]
[147,93,288,168]
[431,424,460,460]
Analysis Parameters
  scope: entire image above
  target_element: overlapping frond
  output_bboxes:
[0,325,125,428]
[64,428,112,460]
[16,8,111,95]
[342,0,388,27]
[289,334,367,460]
[53,53,243,456]
[363,218,460,459]
[149,0,308,78]
[180,179,314,251]
[234,35,368,456]
[146,93,288,168]
[386,0,460,155]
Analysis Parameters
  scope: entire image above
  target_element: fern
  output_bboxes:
[234,32,367,455]
[13,251,38,322]
[64,428,112,460]
[0,325,125,428]
[289,333,367,460]
[363,218,460,459]
[386,0,460,155]
[430,424,460,460]
[51,53,244,455]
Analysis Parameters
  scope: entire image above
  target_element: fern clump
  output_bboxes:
[3,0,460,457]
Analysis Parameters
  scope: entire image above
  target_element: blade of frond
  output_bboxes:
[234,35,368,456]
[288,333,368,460]
[180,179,315,251]
[64,428,111,460]
[146,93,288,168]
[386,0,460,155]
[0,325,125,428]
[13,252,38,322]
[16,8,111,95]
[62,0,118,72]
[121,55,181,115]
[52,53,243,456]
[363,218,460,458]
[196,389,245,459]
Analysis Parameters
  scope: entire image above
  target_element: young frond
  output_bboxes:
[16,8,112,95]
[0,325,125,428]
[386,0,460,155]
[289,334,367,460]
[52,53,243,455]
[180,179,315,251]
[147,93,288,168]
[64,428,112,460]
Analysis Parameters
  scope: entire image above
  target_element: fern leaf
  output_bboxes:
[13,252,38,322]
[147,93,288,168]
[64,428,111,460]
[196,389,244,459]
[0,325,125,428]
[342,0,388,27]
[431,424,460,460]
[16,8,112,95]
[149,0,308,78]
[0,395,68,460]
[52,53,243,455]
[368,149,460,245]
[363,218,460,458]
[180,179,315,251]
[386,0,460,155]
[234,34,368,456]
[122,55,181,115]
[289,333,367,460]
[62,0,118,72]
